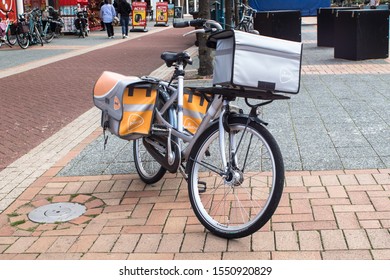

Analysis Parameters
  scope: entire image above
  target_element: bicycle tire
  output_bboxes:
[187,116,284,239]
[80,25,85,38]
[16,32,29,49]
[133,137,167,184]
[132,92,169,184]
[235,23,248,32]
[6,28,17,45]
[42,26,55,43]
[54,25,63,38]
[34,25,44,46]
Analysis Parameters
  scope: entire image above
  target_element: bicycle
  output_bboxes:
[94,19,302,239]
[16,8,44,49]
[46,6,64,38]
[0,8,17,48]
[38,7,56,43]
[235,4,259,34]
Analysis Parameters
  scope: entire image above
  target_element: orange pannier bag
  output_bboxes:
[183,90,210,134]
[93,71,158,140]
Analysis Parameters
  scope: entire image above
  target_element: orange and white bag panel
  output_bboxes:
[93,71,157,140]
[183,91,210,134]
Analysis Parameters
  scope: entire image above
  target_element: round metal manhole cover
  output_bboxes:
[28,202,86,223]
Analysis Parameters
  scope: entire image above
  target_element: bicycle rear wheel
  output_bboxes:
[187,116,284,239]
[42,24,55,43]
[235,22,248,32]
[132,91,171,184]
[133,137,167,184]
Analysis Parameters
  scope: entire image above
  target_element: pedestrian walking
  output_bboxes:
[117,0,131,38]
[100,0,116,38]
[99,1,105,31]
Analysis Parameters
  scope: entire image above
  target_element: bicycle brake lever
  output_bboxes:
[183,29,204,37]
[183,27,218,37]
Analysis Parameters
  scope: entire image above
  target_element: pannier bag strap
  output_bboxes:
[102,111,109,150]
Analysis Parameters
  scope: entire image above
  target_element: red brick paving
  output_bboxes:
[0,131,389,259]
[0,27,194,170]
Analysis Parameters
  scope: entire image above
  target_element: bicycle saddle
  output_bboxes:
[161,51,192,67]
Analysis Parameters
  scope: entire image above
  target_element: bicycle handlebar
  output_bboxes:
[174,18,223,32]
[173,19,206,28]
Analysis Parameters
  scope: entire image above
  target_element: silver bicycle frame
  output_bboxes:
[154,76,224,162]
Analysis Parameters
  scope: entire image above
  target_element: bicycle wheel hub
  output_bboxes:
[225,169,244,186]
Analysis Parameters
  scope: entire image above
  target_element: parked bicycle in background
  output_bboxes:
[16,8,43,49]
[0,8,17,48]
[235,4,259,34]
[36,8,55,43]
[46,6,64,38]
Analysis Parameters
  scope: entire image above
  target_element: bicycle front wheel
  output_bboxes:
[16,32,29,49]
[6,28,17,45]
[187,116,284,239]
[34,26,44,46]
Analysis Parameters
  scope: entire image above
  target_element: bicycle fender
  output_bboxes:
[228,113,268,126]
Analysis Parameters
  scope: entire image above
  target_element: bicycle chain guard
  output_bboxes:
[143,135,181,173]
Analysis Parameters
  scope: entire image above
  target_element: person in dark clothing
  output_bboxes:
[117,0,132,38]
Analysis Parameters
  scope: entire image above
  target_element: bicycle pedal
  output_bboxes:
[198,181,207,193]
[152,125,169,136]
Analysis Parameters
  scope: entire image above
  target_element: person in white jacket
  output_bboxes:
[100,0,116,38]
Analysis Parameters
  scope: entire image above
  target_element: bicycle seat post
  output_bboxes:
[177,61,185,135]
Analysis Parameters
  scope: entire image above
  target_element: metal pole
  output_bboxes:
[17,0,24,15]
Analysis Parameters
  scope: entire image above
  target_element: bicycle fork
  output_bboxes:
[219,101,240,177]
[218,100,255,186]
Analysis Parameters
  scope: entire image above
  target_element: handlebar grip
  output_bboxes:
[173,21,190,28]
[189,19,206,27]
[173,19,206,28]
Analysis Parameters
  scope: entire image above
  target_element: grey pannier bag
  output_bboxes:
[208,30,303,94]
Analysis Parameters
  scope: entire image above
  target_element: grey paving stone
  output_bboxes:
[55,24,390,176]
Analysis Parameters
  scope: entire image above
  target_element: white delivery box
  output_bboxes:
[208,30,303,94]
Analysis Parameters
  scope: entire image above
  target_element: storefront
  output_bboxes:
[0,0,17,21]
[151,0,198,16]
[58,0,102,32]
[172,0,197,14]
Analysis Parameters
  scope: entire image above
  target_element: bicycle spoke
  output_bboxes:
[191,157,225,176]
[189,117,284,238]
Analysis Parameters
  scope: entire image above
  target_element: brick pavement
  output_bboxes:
[0,18,389,260]
[0,137,389,260]
[0,25,195,170]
